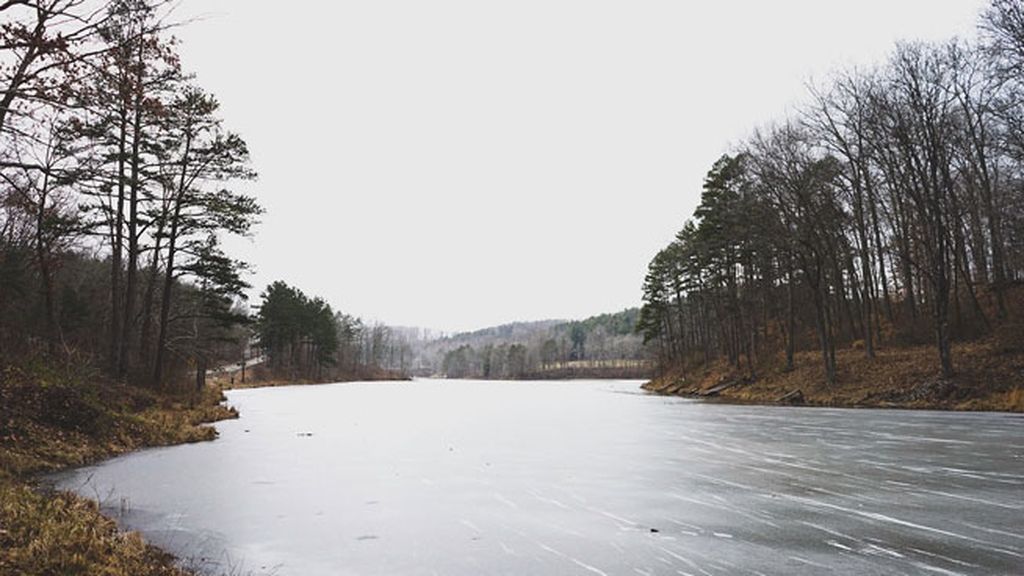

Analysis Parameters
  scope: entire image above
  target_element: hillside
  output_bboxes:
[644,335,1024,412]
[409,309,653,379]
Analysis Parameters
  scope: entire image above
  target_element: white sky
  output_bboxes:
[173,0,986,333]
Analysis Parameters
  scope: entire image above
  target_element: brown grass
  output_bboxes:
[0,483,188,576]
[0,357,237,575]
[645,337,1024,412]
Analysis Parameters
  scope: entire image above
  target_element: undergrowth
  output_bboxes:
[645,336,1024,412]
[0,354,237,575]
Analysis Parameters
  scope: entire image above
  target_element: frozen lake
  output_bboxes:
[53,379,1024,575]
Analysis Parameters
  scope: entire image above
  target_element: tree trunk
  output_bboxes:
[153,128,192,387]
[152,202,180,387]
[119,38,146,379]
[805,258,836,386]
[785,264,795,372]
[34,178,57,355]
[852,184,876,358]
[139,228,163,375]
[195,356,206,392]
[867,173,894,322]
[110,109,128,374]
[984,186,1008,319]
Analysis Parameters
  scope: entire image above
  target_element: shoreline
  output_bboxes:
[641,338,1024,413]
[2,368,418,575]
[3,354,1018,573]
[642,384,1024,414]
[1,366,419,569]
[220,374,412,391]
[1,374,238,576]
[213,366,412,391]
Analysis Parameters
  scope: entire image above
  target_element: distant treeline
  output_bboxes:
[640,1,1024,384]
[253,281,412,381]
[425,309,652,379]
[0,1,259,388]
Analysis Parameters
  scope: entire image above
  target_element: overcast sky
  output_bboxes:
[173,0,986,333]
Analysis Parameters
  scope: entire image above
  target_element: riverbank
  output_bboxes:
[0,357,236,575]
[214,366,411,390]
[521,363,654,381]
[644,337,1024,412]
[423,371,655,382]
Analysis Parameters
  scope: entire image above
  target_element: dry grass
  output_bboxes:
[646,337,1024,412]
[1004,387,1024,412]
[0,482,188,576]
[0,357,238,575]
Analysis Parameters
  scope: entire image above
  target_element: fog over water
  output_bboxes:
[54,380,1024,575]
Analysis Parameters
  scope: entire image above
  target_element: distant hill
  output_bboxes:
[435,319,565,346]
[407,309,652,379]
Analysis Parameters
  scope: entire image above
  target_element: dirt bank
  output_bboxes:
[643,338,1024,412]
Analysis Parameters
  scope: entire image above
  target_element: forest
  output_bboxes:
[247,305,652,383]
[0,0,259,389]
[249,280,413,384]
[2,1,1023,574]
[639,1,1024,398]
[0,3,423,568]
[426,309,651,380]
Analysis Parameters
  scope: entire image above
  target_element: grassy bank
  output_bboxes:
[0,356,237,575]
[643,336,1024,412]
